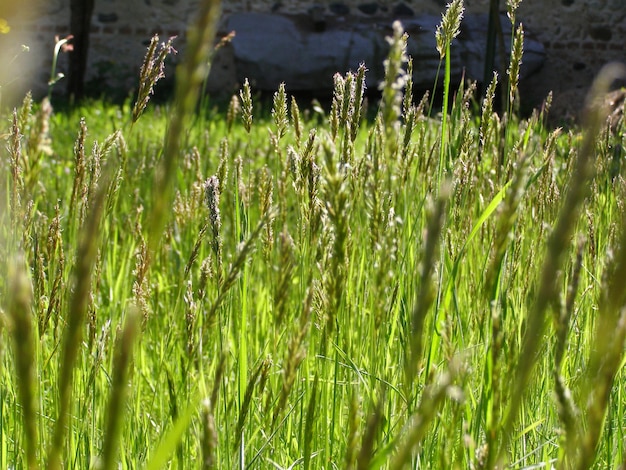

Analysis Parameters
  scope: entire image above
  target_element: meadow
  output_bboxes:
[2,0,626,468]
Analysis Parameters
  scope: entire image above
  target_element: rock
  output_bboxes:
[357,3,378,15]
[308,5,326,32]
[97,12,118,23]
[329,2,350,16]
[589,24,612,41]
[224,12,545,93]
[393,3,415,17]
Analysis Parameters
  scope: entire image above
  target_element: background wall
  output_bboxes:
[7,0,626,116]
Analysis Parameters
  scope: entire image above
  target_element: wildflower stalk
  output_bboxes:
[48,34,73,99]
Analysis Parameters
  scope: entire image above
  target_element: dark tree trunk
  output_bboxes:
[67,0,95,100]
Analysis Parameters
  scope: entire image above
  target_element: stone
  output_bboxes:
[308,5,326,31]
[97,12,119,23]
[224,12,545,93]
[329,2,350,15]
[357,3,378,15]
[589,25,612,41]
[392,3,414,17]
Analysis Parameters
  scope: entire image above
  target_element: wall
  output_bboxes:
[6,0,626,116]
[518,0,626,118]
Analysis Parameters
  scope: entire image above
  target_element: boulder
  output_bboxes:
[223,12,545,93]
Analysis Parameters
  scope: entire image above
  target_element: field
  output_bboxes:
[2,1,626,469]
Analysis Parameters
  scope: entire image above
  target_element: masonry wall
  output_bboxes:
[6,0,626,115]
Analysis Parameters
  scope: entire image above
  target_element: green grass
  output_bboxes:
[2,2,626,469]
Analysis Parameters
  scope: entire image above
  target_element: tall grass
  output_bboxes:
[2,0,626,468]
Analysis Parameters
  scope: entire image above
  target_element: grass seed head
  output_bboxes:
[240,78,253,133]
[226,93,240,133]
[506,0,522,24]
[507,24,524,110]
[290,95,303,145]
[272,82,288,140]
[435,0,465,59]
[132,35,177,125]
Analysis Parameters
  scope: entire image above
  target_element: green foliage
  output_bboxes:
[2,2,626,469]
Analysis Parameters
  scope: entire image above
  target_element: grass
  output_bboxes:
[2,0,626,468]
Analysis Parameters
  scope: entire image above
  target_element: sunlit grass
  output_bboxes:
[2,1,626,469]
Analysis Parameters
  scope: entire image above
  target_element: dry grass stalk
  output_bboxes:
[303,374,319,470]
[205,175,223,287]
[351,63,367,143]
[272,83,288,140]
[406,184,449,386]
[391,361,463,468]
[7,255,39,470]
[217,138,229,194]
[379,21,408,158]
[273,227,295,328]
[226,93,239,134]
[497,62,626,467]
[132,35,177,126]
[553,240,584,465]
[344,393,361,470]
[290,95,303,147]
[356,398,384,470]
[273,287,312,426]
[204,211,272,328]
[201,399,218,470]
[9,109,23,235]
[479,72,498,161]
[210,352,226,413]
[234,358,271,450]
[320,139,350,345]
[97,307,141,470]
[147,0,221,255]
[41,205,65,338]
[239,78,253,133]
[48,145,113,470]
[258,167,274,257]
[69,118,87,227]
[507,24,524,111]
[133,236,151,324]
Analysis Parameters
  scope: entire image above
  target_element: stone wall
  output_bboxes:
[517,0,626,118]
[5,0,626,115]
